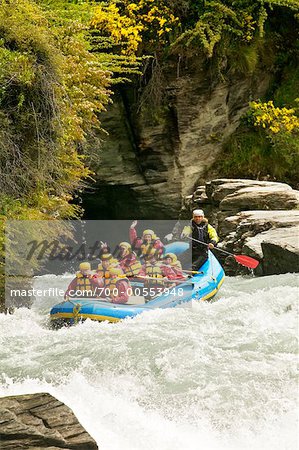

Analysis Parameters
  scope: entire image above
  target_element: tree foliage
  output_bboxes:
[216,90,299,186]
[0,0,138,307]
[170,0,299,57]
[248,100,299,180]
[91,0,179,56]
[0,0,114,217]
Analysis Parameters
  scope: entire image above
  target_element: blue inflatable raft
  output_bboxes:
[50,247,225,326]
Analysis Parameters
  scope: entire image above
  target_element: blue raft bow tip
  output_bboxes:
[50,245,225,325]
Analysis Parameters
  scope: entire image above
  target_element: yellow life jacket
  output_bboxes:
[96,265,110,277]
[96,265,114,288]
[110,257,119,266]
[74,272,92,294]
[172,260,182,270]
[144,262,164,285]
[106,277,129,297]
[140,240,160,257]
[97,259,119,276]
[97,269,108,277]
[121,257,142,278]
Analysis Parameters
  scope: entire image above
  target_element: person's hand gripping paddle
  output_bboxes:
[187,237,259,269]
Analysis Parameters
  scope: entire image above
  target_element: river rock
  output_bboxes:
[219,185,299,211]
[261,228,299,275]
[243,225,299,266]
[228,214,299,274]
[186,180,299,276]
[217,210,299,274]
[205,179,293,205]
[0,393,98,449]
[218,210,299,239]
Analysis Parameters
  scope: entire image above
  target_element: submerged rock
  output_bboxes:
[0,393,98,449]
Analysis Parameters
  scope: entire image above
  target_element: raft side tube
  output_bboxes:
[50,250,224,325]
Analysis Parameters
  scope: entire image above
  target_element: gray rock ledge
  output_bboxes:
[0,393,98,449]
[188,179,299,275]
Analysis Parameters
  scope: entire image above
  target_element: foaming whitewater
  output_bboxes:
[1,274,298,450]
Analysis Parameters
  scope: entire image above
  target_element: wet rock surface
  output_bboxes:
[0,393,98,449]
[188,179,299,275]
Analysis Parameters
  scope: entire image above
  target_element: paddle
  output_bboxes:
[135,275,187,284]
[182,269,204,274]
[187,236,259,269]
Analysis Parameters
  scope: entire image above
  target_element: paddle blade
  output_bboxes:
[234,255,259,269]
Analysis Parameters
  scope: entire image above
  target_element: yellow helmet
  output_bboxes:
[164,253,177,263]
[79,262,91,271]
[109,267,124,277]
[119,242,132,250]
[142,229,156,239]
[101,253,113,260]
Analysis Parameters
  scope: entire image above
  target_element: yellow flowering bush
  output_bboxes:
[91,0,179,56]
[131,0,178,38]
[91,3,144,56]
[243,14,256,42]
[250,101,299,133]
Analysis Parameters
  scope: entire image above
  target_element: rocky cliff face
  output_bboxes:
[83,57,271,219]
[187,179,299,276]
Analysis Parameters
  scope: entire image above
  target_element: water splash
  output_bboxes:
[0,273,298,450]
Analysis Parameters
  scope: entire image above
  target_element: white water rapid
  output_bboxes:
[1,273,298,450]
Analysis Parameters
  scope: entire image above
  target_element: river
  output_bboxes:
[0,273,298,450]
